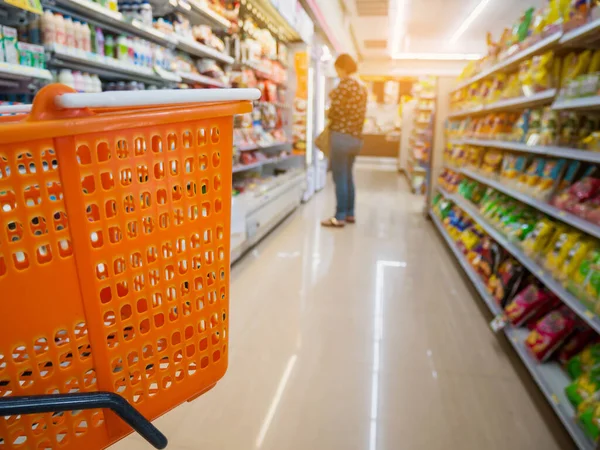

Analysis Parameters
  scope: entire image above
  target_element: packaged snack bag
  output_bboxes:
[559,112,580,147]
[531,158,567,201]
[506,209,538,242]
[571,253,600,312]
[564,177,600,214]
[544,228,581,275]
[500,154,518,180]
[517,157,546,193]
[558,239,597,282]
[565,366,600,409]
[558,324,597,366]
[583,197,600,225]
[470,236,504,282]
[466,145,483,168]
[505,283,555,326]
[522,297,562,330]
[521,219,558,256]
[480,149,504,175]
[526,306,577,362]
[553,160,582,200]
[579,116,600,149]
[488,256,526,307]
[538,108,559,145]
[567,343,600,379]
[578,402,600,441]
[525,109,543,145]
[510,110,530,142]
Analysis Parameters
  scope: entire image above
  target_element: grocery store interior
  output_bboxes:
[5,0,600,449]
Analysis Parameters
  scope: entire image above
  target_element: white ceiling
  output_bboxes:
[344,0,544,60]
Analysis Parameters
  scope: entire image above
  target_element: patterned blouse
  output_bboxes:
[328,77,368,139]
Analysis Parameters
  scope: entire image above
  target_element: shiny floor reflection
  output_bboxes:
[113,166,573,450]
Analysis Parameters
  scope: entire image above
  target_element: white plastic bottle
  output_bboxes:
[140,0,152,26]
[42,10,56,48]
[58,69,74,89]
[54,13,65,47]
[116,35,128,61]
[81,22,91,52]
[82,73,92,92]
[72,71,83,92]
[91,74,102,92]
[73,19,81,49]
[64,15,74,48]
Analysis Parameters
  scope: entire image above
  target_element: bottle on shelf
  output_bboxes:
[104,34,115,58]
[58,69,74,89]
[64,15,74,48]
[72,71,83,92]
[108,0,118,13]
[28,13,41,45]
[120,1,131,20]
[54,13,65,47]
[81,22,91,52]
[42,10,55,48]
[140,0,152,26]
[93,26,104,56]
[73,19,82,50]
[91,74,102,92]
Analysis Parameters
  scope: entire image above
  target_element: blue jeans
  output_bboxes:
[330,131,362,221]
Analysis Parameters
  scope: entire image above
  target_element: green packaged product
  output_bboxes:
[565,366,600,408]
[568,249,600,309]
[567,343,600,380]
[579,403,600,440]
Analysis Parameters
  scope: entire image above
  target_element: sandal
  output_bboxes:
[346,216,356,224]
[321,217,345,228]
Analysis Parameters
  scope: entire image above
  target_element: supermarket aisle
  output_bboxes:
[115,166,573,450]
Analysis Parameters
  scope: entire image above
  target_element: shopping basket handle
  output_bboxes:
[0,391,167,449]
[55,88,261,109]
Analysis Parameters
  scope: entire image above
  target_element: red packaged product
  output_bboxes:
[523,297,562,330]
[525,306,577,362]
[561,178,600,213]
[557,323,597,365]
[504,283,554,327]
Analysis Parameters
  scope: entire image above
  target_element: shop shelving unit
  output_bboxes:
[431,14,600,449]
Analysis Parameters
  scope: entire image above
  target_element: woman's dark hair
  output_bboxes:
[334,54,358,75]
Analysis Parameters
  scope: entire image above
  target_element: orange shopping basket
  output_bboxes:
[0,84,260,449]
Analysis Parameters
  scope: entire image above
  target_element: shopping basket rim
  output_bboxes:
[0,84,258,144]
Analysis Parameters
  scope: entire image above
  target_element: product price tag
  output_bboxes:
[490,314,508,333]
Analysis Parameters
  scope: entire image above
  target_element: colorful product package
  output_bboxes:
[562,177,600,214]
[525,109,543,145]
[510,110,530,142]
[567,343,600,380]
[525,306,577,362]
[565,366,600,409]
[517,157,546,193]
[552,160,583,201]
[488,256,527,308]
[544,228,581,276]
[558,324,597,366]
[469,235,504,282]
[531,158,567,201]
[504,283,555,326]
[480,149,504,176]
[568,249,600,310]
[505,209,538,242]
[578,402,600,441]
[466,146,484,168]
[538,108,559,145]
[558,239,597,283]
[521,218,558,256]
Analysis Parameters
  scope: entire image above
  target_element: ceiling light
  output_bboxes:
[392,52,481,60]
[449,0,492,44]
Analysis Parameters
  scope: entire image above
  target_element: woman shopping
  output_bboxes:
[321,54,368,228]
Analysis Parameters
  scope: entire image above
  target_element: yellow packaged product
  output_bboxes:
[531,51,555,92]
[561,50,592,87]
[559,240,596,283]
[544,228,581,276]
[480,149,503,175]
[517,157,546,193]
[521,219,559,256]
[502,73,521,99]
[466,145,483,168]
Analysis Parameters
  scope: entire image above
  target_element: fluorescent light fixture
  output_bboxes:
[449,0,492,44]
[392,52,481,60]
[389,0,405,56]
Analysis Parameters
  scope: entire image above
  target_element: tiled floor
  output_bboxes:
[114,165,575,450]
